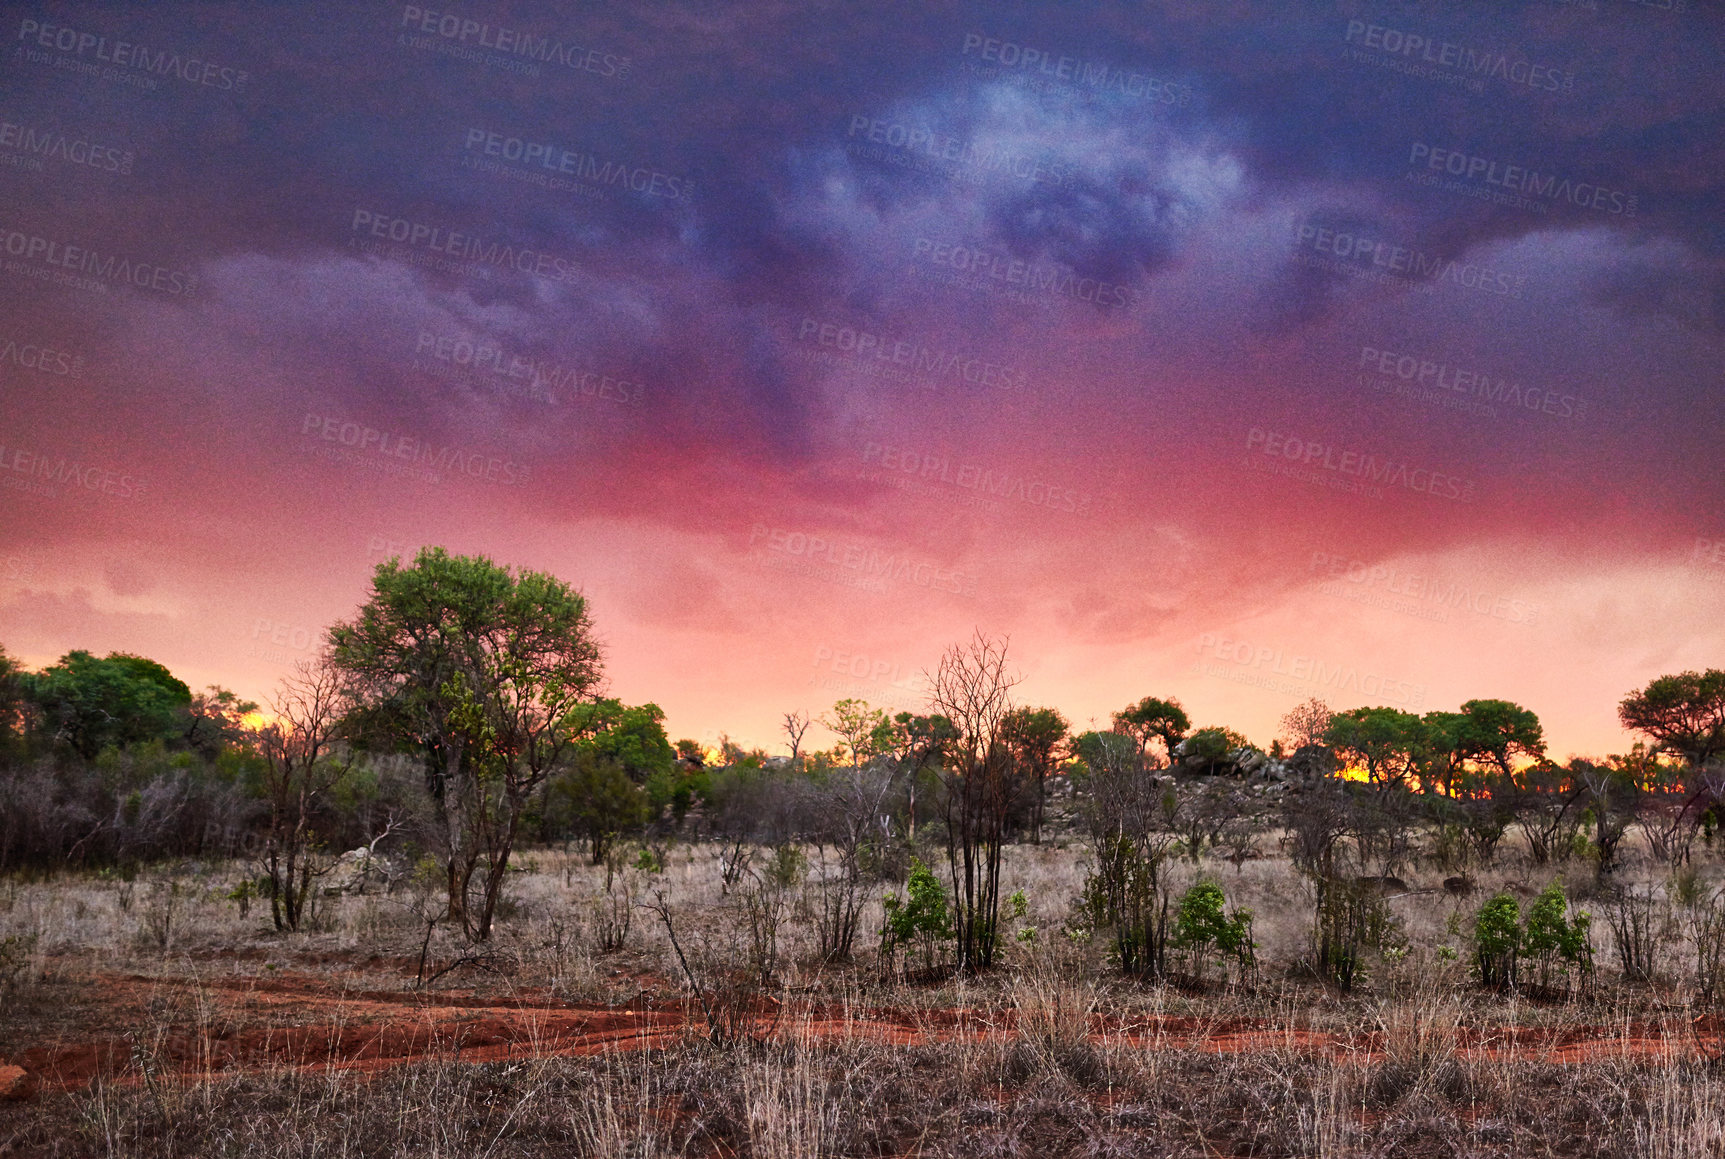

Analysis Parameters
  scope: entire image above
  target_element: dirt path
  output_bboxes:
[4,969,1719,1097]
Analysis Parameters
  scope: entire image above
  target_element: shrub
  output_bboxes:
[1007,888,1037,945]
[1171,880,1254,980]
[1688,884,1725,1006]
[1474,892,1521,989]
[764,843,806,889]
[1072,833,1172,978]
[1604,885,1666,983]
[0,932,37,995]
[880,859,952,979]
[1315,876,1401,992]
[1521,881,1593,991]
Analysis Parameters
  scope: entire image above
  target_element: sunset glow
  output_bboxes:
[2,4,1721,758]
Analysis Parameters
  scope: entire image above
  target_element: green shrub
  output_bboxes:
[1522,881,1593,990]
[1171,880,1254,979]
[1007,888,1037,945]
[881,859,952,977]
[1475,892,1521,989]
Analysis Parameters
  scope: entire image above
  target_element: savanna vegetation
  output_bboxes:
[3,547,1725,1157]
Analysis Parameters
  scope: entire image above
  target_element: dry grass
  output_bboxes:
[5,830,1725,1155]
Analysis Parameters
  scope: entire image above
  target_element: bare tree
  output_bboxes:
[925,630,1022,971]
[782,710,811,766]
[802,758,899,961]
[1074,730,1179,977]
[1280,697,1334,751]
[255,658,355,932]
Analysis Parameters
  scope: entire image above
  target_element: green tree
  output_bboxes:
[821,698,889,769]
[27,650,192,758]
[1177,726,1252,774]
[880,858,953,977]
[1619,670,1725,770]
[328,547,605,941]
[182,686,260,757]
[0,643,25,744]
[565,700,675,781]
[1453,699,1546,778]
[559,699,687,826]
[1419,710,1468,795]
[1324,707,1428,789]
[1113,696,1190,764]
[545,750,648,864]
[882,711,957,838]
[1522,881,1593,990]
[1000,705,1068,843]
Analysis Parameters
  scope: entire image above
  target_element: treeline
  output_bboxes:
[1,548,1721,965]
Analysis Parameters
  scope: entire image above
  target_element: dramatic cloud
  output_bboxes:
[2,0,1721,757]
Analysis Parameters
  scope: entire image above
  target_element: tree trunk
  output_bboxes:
[1032,766,1045,845]
[441,737,472,930]
[472,791,526,942]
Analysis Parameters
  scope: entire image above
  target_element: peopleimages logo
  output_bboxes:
[398,6,629,79]
[15,19,251,90]
[1358,345,1586,420]
[811,645,927,696]
[413,331,645,406]
[748,524,976,597]
[1245,427,1477,503]
[1309,552,1540,626]
[1293,222,1525,299]
[461,129,691,201]
[845,115,1076,189]
[1194,633,1426,710]
[958,32,1191,105]
[0,334,83,377]
[1344,20,1574,93]
[349,209,581,285]
[911,236,1143,310]
[795,317,1027,391]
[1407,143,1637,217]
[0,442,146,499]
[0,119,134,174]
[862,442,1092,515]
[301,413,531,486]
[0,226,196,295]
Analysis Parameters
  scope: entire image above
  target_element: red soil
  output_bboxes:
[3,968,1718,1099]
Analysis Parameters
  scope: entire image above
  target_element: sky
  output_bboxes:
[1,0,1722,760]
